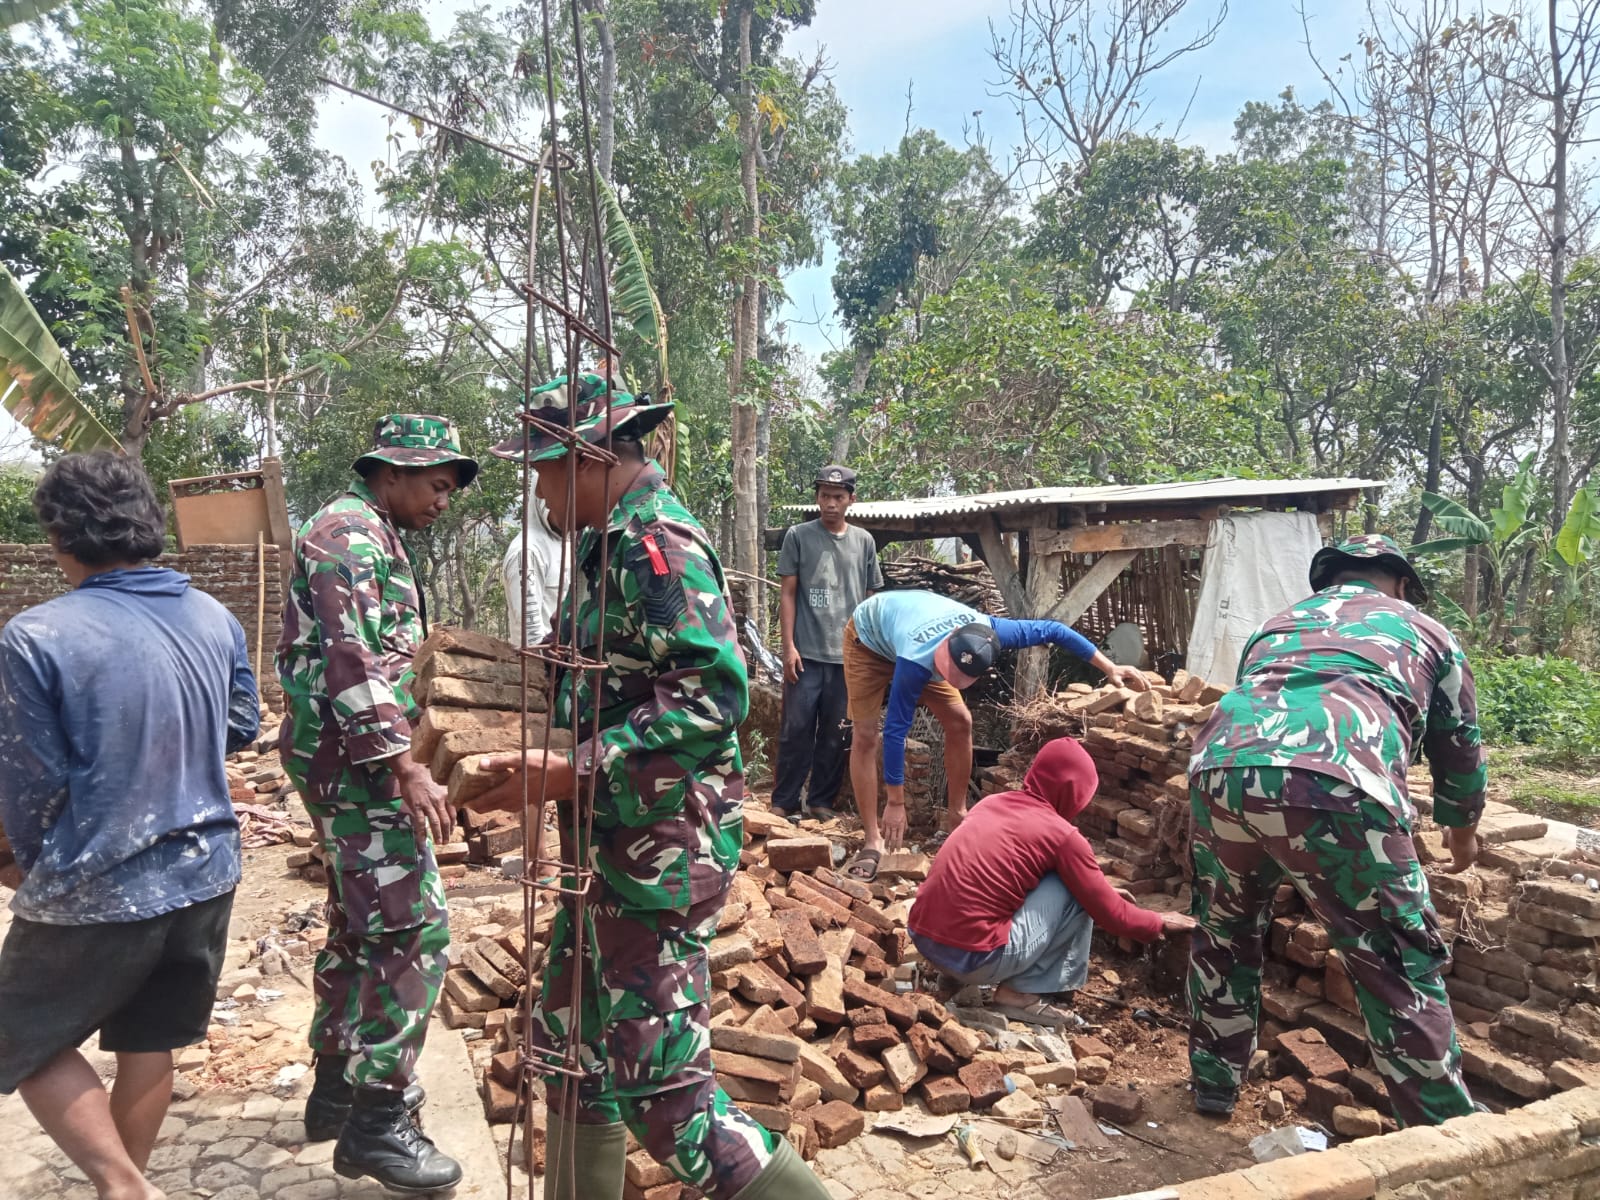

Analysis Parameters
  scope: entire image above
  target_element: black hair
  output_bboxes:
[33,451,167,566]
[611,436,647,463]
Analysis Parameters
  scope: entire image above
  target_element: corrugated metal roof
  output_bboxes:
[786,477,1382,523]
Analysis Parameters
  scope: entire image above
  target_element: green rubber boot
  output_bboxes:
[732,1138,832,1200]
[542,1112,626,1200]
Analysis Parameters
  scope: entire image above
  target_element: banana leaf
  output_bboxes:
[597,177,668,391]
[1489,452,1538,543]
[1556,484,1600,567]
[1409,536,1484,556]
[0,263,122,452]
[1419,491,1490,543]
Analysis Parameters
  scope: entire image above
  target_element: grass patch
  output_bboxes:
[1490,745,1600,826]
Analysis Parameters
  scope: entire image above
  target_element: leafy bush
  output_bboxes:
[1474,655,1600,762]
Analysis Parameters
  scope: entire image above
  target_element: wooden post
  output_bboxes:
[1015,527,1063,701]
[255,531,266,689]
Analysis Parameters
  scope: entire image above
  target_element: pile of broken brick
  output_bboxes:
[989,672,1600,1130]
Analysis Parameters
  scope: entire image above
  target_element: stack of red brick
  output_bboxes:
[985,674,1600,1124]
[449,810,1082,1197]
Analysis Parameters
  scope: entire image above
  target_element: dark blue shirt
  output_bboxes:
[854,589,1096,785]
[0,567,258,924]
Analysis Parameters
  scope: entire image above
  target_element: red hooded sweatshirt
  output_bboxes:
[908,738,1164,951]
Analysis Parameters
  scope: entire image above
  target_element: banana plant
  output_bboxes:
[597,177,675,477]
[597,177,668,392]
[0,263,123,452]
[1552,482,1600,634]
[1411,453,1541,647]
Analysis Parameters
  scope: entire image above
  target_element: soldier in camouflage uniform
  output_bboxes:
[277,415,478,1192]
[1186,535,1486,1128]
[475,376,829,1200]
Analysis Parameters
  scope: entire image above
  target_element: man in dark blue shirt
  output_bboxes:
[0,452,257,1200]
[843,589,1147,879]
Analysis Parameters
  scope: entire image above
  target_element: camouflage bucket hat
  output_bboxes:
[353,413,480,487]
[488,373,674,465]
[1309,533,1429,604]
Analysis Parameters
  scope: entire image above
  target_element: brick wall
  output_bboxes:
[1105,1085,1600,1200]
[0,543,284,705]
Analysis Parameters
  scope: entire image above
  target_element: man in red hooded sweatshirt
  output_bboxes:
[908,738,1195,1023]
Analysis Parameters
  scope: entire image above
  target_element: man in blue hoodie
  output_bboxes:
[0,452,258,1200]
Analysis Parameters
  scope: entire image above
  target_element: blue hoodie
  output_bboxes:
[0,567,259,924]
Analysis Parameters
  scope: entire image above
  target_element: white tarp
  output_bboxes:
[1185,511,1322,685]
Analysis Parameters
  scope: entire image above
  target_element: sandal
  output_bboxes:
[987,999,1076,1028]
[842,848,881,882]
[806,806,837,822]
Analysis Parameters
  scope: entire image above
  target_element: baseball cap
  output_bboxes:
[938,623,1000,688]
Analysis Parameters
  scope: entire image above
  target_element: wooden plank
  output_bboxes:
[974,517,1028,617]
[1044,549,1139,626]
[1033,518,1212,556]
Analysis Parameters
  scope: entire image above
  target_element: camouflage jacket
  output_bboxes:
[277,479,424,770]
[1189,582,1487,828]
[557,463,748,910]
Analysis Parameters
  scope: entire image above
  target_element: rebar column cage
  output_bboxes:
[322,2,630,1193]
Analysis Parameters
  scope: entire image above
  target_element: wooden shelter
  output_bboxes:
[770,476,1380,697]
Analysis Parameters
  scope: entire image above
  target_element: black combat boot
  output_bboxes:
[305,1055,427,1143]
[333,1085,462,1194]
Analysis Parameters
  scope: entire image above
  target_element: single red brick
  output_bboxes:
[811,1100,865,1149]
[834,1048,886,1090]
[1089,1085,1145,1126]
[957,1059,1008,1108]
[919,1074,972,1116]
[849,1023,901,1053]
[1070,1035,1115,1061]
[906,1024,960,1073]
[938,1020,983,1060]
[846,1006,887,1028]
[1278,1028,1350,1083]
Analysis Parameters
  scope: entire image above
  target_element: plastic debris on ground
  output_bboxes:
[1249,1125,1329,1162]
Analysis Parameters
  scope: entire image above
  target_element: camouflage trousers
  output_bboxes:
[1187,766,1475,1128]
[283,740,450,1093]
[532,890,778,1197]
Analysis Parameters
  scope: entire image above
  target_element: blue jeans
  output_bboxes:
[913,873,1094,995]
[772,659,849,814]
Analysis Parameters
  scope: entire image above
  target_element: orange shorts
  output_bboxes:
[842,618,968,729]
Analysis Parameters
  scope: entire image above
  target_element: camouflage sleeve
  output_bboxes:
[1423,632,1488,827]
[578,523,749,824]
[298,516,412,765]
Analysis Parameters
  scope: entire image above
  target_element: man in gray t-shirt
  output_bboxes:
[774,465,884,819]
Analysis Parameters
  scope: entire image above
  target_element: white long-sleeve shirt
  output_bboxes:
[502,500,566,645]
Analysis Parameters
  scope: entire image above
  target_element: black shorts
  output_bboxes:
[0,889,234,1093]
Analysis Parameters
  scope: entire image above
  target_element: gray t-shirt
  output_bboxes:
[777,520,884,663]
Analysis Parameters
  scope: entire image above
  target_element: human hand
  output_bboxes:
[1443,824,1480,874]
[472,749,576,812]
[784,647,804,685]
[394,757,453,845]
[1108,664,1151,693]
[882,799,908,851]
[1159,911,1198,938]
